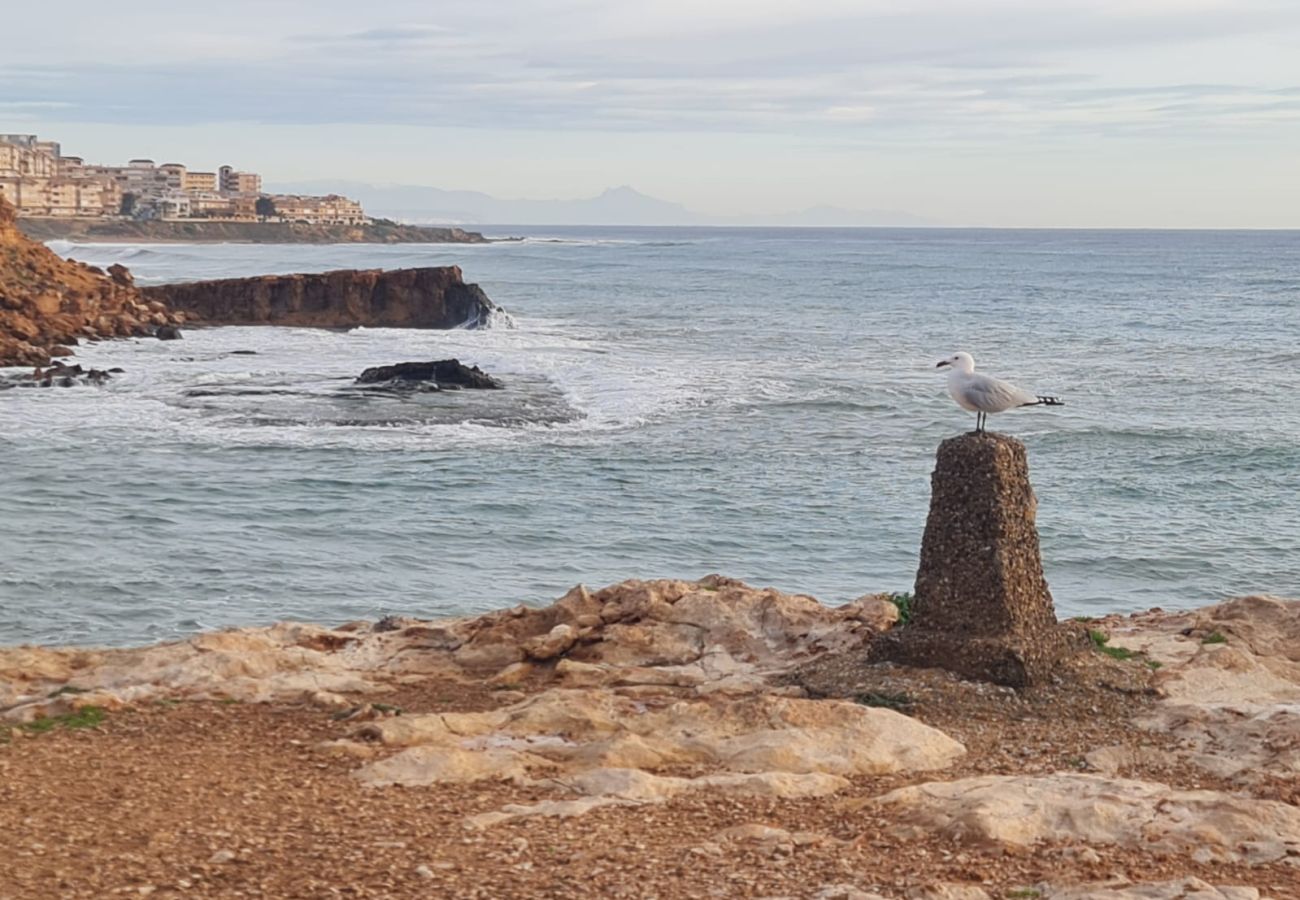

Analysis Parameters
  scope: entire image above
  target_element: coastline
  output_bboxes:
[3,576,1297,898]
[16,217,494,245]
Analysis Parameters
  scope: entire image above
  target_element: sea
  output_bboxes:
[1,226,1297,646]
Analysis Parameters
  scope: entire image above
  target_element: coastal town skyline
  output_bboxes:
[0,133,368,225]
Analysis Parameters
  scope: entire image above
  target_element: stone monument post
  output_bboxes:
[872,432,1077,686]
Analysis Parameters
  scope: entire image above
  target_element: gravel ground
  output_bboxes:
[2,653,1295,899]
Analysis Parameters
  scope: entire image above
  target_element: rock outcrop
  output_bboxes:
[0,360,121,390]
[0,577,941,827]
[141,266,505,330]
[873,773,1300,864]
[0,197,183,367]
[3,577,1299,895]
[872,432,1081,685]
[355,359,502,389]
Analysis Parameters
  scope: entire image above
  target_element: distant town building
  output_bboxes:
[218,165,261,196]
[268,193,367,225]
[183,171,218,193]
[0,133,367,224]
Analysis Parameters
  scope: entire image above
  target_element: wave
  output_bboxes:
[518,237,696,247]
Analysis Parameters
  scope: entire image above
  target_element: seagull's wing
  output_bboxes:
[959,373,1038,413]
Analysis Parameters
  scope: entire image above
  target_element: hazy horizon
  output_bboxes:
[5,0,1299,228]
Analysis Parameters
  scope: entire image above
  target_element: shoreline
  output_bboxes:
[3,576,1297,898]
[16,217,498,245]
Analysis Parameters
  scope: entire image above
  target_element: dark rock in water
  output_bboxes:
[155,324,183,340]
[870,431,1082,687]
[2,360,117,391]
[355,359,503,390]
[230,350,258,356]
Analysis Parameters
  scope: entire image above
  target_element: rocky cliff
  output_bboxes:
[141,266,504,329]
[17,217,490,244]
[0,198,183,367]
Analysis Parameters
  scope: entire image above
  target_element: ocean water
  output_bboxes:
[1,226,1297,646]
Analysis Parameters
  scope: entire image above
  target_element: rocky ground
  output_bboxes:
[2,576,1297,899]
[0,197,184,367]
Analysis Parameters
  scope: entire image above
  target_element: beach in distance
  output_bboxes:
[1,225,1296,647]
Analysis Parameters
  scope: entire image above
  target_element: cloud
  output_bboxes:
[1,1,1297,148]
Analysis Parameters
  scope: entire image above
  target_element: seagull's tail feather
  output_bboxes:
[1026,395,1065,407]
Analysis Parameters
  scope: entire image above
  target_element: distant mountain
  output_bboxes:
[269,181,936,228]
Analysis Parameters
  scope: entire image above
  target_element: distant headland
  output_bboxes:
[15,216,490,245]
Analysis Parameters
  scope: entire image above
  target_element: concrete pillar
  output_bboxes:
[872,432,1078,686]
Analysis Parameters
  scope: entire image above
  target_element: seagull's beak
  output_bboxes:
[935,360,950,369]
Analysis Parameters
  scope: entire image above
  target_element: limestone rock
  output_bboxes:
[1043,880,1261,899]
[352,689,961,802]
[872,432,1078,686]
[906,886,992,900]
[356,746,550,787]
[1101,594,1300,784]
[813,887,890,900]
[522,623,577,660]
[873,774,1300,864]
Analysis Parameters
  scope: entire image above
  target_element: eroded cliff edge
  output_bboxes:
[141,266,505,329]
[0,197,184,367]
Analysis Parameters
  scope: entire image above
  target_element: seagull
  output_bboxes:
[936,351,1064,433]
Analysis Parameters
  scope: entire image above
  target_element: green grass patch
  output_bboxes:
[21,706,107,734]
[1088,629,1137,661]
[1202,631,1227,645]
[1006,890,1042,899]
[888,592,913,626]
[1146,659,1163,670]
[853,690,915,712]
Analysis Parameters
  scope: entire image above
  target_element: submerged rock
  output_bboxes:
[354,358,503,389]
[0,360,117,390]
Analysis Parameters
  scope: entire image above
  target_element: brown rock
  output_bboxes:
[140,267,504,330]
[0,197,182,365]
[106,264,134,287]
[872,432,1079,686]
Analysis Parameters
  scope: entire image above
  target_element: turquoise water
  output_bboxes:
[1,227,1297,645]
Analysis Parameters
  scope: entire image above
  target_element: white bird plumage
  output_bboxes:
[936,351,1063,432]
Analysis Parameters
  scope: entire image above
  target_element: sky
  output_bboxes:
[3,0,1298,227]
